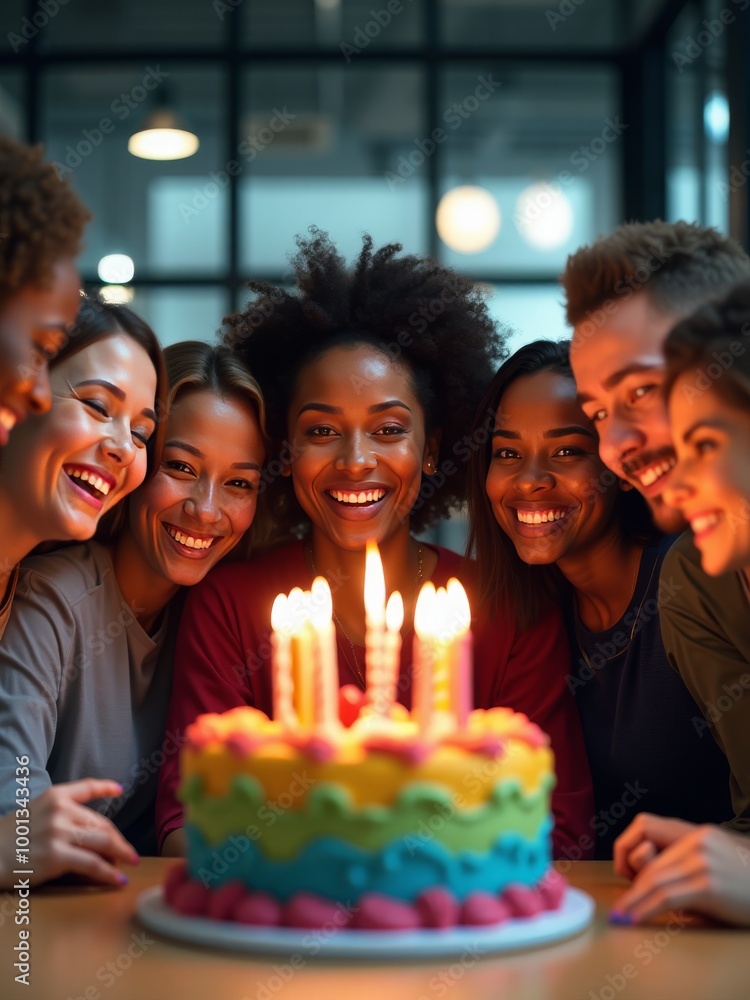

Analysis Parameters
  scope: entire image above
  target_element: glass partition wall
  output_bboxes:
[2,0,697,346]
[1,0,740,546]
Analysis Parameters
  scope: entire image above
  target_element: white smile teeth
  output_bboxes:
[329,489,386,505]
[638,459,676,488]
[0,408,16,431]
[691,513,719,534]
[68,468,111,496]
[516,509,568,524]
[166,526,215,550]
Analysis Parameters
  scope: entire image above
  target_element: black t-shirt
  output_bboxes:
[568,535,733,859]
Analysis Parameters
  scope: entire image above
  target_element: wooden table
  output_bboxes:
[1,860,749,1000]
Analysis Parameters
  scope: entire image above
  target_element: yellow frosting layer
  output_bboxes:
[182,707,552,808]
[183,742,551,808]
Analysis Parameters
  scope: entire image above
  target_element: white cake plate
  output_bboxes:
[136,886,594,959]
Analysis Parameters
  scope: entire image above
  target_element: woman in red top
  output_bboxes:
[157,230,593,856]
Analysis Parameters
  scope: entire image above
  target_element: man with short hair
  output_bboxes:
[562,219,750,834]
[564,220,749,532]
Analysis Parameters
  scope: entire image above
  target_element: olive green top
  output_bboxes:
[659,531,750,834]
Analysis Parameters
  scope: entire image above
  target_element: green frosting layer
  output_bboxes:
[181,772,555,860]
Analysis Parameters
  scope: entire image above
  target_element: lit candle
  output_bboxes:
[413,581,436,734]
[447,578,473,730]
[364,539,386,708]
[310,576,339,731]
[432,586,452,713]
[271,593,296,728]
[288,587,315,728]
[377,591,404,716]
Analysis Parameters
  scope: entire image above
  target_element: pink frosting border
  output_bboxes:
[164,862,567,930]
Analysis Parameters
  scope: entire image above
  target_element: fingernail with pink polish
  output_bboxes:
[115,872,129,886]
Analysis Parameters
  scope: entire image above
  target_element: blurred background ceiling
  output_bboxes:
[0,0,745,355]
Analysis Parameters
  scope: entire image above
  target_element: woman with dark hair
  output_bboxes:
[0,135,90,440]
[157,231,593,859]
[0,340,266,888]
[466,339,733,860]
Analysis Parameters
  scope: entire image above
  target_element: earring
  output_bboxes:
[425,459,435,474]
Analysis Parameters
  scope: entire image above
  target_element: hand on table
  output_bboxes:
[0,779,139,889]
[612,813,750,926]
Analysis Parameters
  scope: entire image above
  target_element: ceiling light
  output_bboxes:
[515,183,574,250]
[98,254,135,284]
[99,285,135,305]
[436,186,500,254]
[704,92,729,143]
[128,108,199,161]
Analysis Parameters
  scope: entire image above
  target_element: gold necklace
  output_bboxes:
[573,548,658,672]
[307,543,424,691]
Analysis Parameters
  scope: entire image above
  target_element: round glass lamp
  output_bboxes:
[436,186,501,254]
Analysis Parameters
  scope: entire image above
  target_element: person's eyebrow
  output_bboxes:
[297,400,412,417]
[544,425,596,439]
[682,419,727,444]
[165,439,204,458]
[165,440,261,470]
[73,378,125,401]
[297,403,343,417]
[369,400,411,413]
[73,379,156,422]
[577,363,660,404]
[492,425,595,440]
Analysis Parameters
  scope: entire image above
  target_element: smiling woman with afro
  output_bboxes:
[222,228,508,538]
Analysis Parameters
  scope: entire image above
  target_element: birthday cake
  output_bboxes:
[164,700,564,929]
[163,568,565,930]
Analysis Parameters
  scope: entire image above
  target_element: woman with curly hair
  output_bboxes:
[157,231,593,858]
[0,136,90,442]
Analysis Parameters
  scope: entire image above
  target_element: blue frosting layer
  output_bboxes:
[187,819,552,903]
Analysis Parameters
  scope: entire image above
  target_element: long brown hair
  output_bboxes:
[466,339,657,631]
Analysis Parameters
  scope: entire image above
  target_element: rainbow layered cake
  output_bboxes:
[164,701,566,929]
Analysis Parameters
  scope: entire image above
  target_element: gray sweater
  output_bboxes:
[0,541,180,854]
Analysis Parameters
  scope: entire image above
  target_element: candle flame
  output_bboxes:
[287,586,308,632]
[414,580,436,638]
[385,590,404,632]
[364,539,386,625]
[434,586,451,642]
[310,576,333,626]
[271,593,289,632]
[447,577,471,634]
